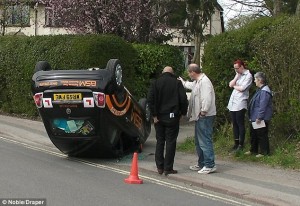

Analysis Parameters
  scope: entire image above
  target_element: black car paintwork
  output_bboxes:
[31,62,151,157]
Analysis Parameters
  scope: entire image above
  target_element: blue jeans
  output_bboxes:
[195,115,215,168]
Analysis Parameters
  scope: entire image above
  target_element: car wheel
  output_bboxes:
[114,137,124,157]
[139,98,151,122]
[111,130,124,157]
[137,143,143,153]
[34,61,51,73]
[106,59,122,89]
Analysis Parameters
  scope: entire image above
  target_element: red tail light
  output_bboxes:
[93,92,105,108]
[33,92,43,108]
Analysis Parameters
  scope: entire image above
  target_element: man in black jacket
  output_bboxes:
[147,66,188,175]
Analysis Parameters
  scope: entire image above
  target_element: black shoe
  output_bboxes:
[157,168,164,175]
[164,170,178,176]
[229,144,238,152]
[235,145,244,152]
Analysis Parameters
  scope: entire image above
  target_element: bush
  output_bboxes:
[133,43,185,98]
[251,16,300,143]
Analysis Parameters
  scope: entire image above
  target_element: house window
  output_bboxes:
[45,8,64,27]
[7,5,30,26]
[187,47,194,64]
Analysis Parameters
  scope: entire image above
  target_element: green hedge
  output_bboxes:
[133,43,185,98]
[202,16,289,125]
[0,34,137,116]
[202,15,300,143]
[251,16,300,144]
[0,34,184,117]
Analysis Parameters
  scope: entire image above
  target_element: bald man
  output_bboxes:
[162,66,173,73]
[147,66,188,176]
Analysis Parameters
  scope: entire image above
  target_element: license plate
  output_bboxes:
[53,93,82,101]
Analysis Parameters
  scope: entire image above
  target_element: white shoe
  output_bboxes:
[189,165,201,171]
[198,166,217,174]
[244,151,252,155]
[256,154,264,158]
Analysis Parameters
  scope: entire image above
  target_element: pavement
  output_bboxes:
[119,119,300,206]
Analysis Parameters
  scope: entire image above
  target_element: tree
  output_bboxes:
[42,0,170,43]
[226,14,257,31]
[223,0,299,17]
[295,0,300,16]
[224,0,300,30]
[183,0,219,65]
[42,0,222,64]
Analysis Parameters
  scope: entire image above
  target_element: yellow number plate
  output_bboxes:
[53,93,82,101]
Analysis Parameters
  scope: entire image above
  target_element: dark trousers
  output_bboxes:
[250,122,270,155]
[154,120,179,171]
[230,109,246,146]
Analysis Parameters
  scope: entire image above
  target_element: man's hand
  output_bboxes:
[199,111,207,117]
[153,116,159,123]
[177,76,185,85]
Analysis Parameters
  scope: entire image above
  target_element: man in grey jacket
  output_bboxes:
[178,64,217,174]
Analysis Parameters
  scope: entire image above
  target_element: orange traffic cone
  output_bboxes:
[124,152,143,184]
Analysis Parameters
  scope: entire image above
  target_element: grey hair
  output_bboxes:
[187,63,202,74]
[254,72,267,84]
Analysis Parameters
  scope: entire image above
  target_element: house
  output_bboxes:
[1,1,224,65]
[0,1,72,36]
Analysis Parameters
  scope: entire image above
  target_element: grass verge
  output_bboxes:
[177,123,300,170]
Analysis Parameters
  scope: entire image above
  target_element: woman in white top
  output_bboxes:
[227,59,253,151]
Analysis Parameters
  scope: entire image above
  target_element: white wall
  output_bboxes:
[5,5,74,36]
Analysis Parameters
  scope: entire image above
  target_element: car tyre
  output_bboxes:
[139,98,151,122]
[34,61,51,73]
[137,143,143,153]
[106,59,122,90]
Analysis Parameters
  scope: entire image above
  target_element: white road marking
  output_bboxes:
[0,136,252,206]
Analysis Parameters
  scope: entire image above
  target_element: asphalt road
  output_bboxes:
[0,115,255,206]
[0,139,235,206]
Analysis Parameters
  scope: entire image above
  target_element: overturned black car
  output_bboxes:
[31,59,151,157]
